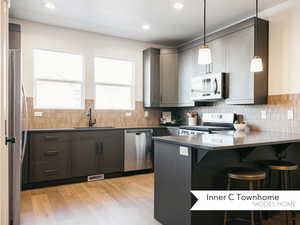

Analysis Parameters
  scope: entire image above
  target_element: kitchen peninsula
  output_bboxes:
[153,131,300,225]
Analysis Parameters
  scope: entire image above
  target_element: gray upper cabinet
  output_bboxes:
[160,49,179,107]
[177,48,195,107]
[208,38,227,74]
[225,26,255,104]
[143,48,161,108]
[144,18,268,107]
[225,18,269,104]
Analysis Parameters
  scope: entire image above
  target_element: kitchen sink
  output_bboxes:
[73,126,115,129]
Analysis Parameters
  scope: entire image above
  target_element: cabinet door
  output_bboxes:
[209,38,227,73]
[143,48,161,107]
[160,51,178,106]
[71,132,102,177]
[99,130,124,174]
[225,27,255,103]
[178,48,195,106]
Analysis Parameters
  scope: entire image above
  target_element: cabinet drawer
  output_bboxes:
[29,160,70,183]
[30,133,71,162]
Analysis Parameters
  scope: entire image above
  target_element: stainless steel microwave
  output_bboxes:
[191,73,226,101]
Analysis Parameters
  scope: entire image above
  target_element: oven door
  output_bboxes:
[191,73,224,101]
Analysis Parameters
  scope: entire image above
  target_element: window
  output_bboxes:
[94,57,134,110]
[33,49,84,109]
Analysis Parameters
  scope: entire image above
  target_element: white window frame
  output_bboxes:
[33,49,85,110]
[94,56,135,111]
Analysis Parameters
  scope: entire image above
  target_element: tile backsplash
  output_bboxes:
[27,94,300,133]
[173,94,300,133]
[27,97,161,129]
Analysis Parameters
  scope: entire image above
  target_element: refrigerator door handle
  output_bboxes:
[5,136,16,145]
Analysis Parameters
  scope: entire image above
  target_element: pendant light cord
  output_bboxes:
[255,0,258,43]
[203,0,206,46]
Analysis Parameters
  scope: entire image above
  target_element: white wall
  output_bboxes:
[262,0,300,95]
[10,18,165,101]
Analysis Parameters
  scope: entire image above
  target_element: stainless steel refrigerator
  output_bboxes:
[8,23,28,225]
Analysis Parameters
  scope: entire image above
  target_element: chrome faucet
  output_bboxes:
[86,107,96,128]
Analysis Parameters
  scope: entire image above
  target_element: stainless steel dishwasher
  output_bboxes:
[124,129,153,172]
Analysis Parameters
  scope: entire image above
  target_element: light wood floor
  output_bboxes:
[21,173,298,225]
[21,173,161,225]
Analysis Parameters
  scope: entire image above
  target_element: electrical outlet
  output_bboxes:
[34,112,43,117]
[179,146,189,156]
[288,110,294,120]
[125,112,132,117]
[261,110,267,120]
[144,111,149,118]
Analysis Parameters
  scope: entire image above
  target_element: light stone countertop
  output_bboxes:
[153,131,300,150]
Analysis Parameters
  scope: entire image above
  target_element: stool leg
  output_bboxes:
[223,177,231,225]
[266,169,272,220]
[288,171,297,225]
[249,181,255,225]
[283,171,290,225]
[257,180,264,225]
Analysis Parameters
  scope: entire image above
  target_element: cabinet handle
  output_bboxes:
[44,136,59,141]
[44,169,57,176]
[44,150,59,156]
[96,142,103,154]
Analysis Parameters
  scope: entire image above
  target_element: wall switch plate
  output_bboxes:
[288,110,294,120]
[261,110,267,120]
[34,112,43,117]
[125,112,132,117]
[144,111,149,118]
[179,146,189,156]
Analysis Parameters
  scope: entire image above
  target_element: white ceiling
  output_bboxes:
[10,0,287,46]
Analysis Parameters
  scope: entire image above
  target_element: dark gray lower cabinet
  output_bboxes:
[27,130,124,184]
[29,132,72,183]
[71,132,102,177]
[99,130,124,174]
[154,141,191,225]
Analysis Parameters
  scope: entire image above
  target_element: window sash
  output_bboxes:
[33,49,84,82]
[94,83,134,110]
[34,78,84,109]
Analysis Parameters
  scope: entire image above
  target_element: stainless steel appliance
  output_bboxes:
[7,24,29,225]
[124,129,153,172]
[191,73,226,101]
[179,113,235,136]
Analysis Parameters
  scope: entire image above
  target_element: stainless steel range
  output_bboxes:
[179,113,236,136]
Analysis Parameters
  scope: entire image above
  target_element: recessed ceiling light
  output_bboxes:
[173,2,184,10]
[142,24,151,30]
[45,1,55,10]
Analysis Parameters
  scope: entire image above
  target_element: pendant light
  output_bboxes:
[250,0,263,72]
[198,0,212,65]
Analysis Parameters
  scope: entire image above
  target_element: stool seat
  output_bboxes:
[227,167,266,181]
[267,160,298,171]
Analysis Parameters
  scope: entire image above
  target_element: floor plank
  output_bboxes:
[21,174,161,225]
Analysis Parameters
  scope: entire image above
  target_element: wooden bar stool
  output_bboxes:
[224,167,266,225]
[267,160,298,225]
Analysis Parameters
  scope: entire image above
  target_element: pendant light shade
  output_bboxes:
[198,0,211,65]
[250,56,263,72]
[198,45,212,65]
[251,0,263,72]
